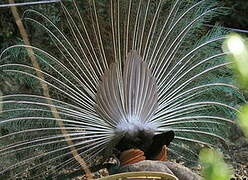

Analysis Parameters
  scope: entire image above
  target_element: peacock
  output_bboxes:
[0,0,242,178]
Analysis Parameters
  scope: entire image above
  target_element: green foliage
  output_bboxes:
[224,33,248,138]
[200,149,232,180]
[224,33,248,88]
[239,105,248,137]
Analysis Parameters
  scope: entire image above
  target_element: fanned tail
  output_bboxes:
[0,0,243,178]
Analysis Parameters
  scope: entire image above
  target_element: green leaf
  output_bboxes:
[238,105,248,138]
[223,33,248,88]
[200,149,232,180]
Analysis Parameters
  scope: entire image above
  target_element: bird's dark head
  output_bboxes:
[115,130,154,153]
[115,130,175,160]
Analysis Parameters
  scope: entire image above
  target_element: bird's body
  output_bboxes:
[0,0,241,178]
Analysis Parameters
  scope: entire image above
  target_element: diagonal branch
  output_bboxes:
[8,1,92,178]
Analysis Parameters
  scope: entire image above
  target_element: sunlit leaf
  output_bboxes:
[200,149,232,180]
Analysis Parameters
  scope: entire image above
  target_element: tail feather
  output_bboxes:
[96,51,158,132]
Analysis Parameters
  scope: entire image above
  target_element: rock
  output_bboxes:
[118,160,202,180]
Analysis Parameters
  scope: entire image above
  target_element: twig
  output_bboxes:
[8,1,93,179]
[0,90,2,114]
[205,24,248,34]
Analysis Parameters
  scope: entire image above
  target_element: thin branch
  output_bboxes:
[8,0,92,179]
[205,24,248,34]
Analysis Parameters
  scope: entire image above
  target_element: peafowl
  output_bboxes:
[0,0,242,178]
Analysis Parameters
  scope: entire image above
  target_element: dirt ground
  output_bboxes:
[226,131,248,179]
